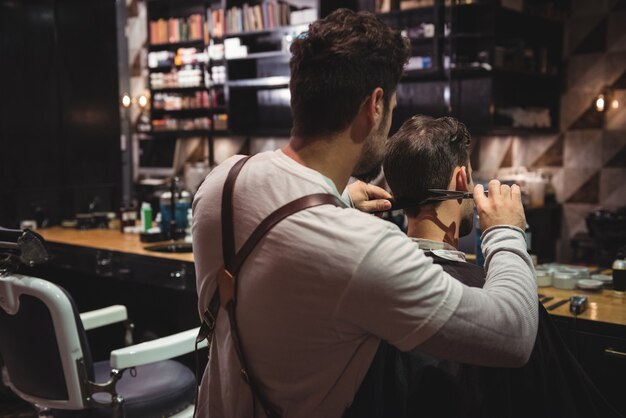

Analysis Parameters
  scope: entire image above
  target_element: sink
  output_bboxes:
[144,242,193,254]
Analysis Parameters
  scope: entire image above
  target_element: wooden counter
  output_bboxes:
[38,227,194,263]
[539,285,626,327]
[35,227,626,327]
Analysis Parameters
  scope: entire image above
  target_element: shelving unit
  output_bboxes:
[141,0,565,176]
[147,39,206,51]
[142,0,319,173]
[216,1,317,135]
[226,75,290,88]
[144,0,231,170]
[361,0,566,135]
[227,50,290,60]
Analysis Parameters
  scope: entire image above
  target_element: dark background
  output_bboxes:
[0,0,121,228]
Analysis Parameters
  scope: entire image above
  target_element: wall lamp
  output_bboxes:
[595,88,619,112]
[120,93,149,109]
[121,93,132,108]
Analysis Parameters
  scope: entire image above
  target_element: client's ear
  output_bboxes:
[455,166,470,192]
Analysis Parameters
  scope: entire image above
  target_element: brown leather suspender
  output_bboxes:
[196,156,347,417]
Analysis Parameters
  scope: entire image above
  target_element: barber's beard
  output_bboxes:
[352,111,390,183]
[353,158,383,183]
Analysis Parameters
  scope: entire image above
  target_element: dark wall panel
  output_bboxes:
[55,0,120,187]
[1,0,62,193]
[0,0,120,228]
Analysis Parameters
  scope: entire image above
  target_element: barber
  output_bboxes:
[192,9,537,418]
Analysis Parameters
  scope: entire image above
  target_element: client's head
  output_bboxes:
[383,115,474,242]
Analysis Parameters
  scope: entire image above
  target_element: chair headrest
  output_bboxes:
[0,227,50,273]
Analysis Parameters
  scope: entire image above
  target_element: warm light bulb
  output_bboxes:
[138,95,148,108]
[611,99,619,109]
[595,94,605,112]
[121,94,132,108]
[443,85,451,106]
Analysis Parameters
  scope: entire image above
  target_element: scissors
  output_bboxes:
[384,189,488,212]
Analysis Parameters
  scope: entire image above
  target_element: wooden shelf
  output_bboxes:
[148,39,205,51]
[227,76,290,89]
[227,51,289,61]
[150,86,207,93]
[229,127,291,136]
[149,129,214,137]
[151,107,227,116]
[148,63,206,72]
[376,6,434,19]
[223,24,307,38]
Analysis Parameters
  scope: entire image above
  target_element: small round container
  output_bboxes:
[558,266,590,280]
[538,263,561,274]
[591,274,612,286]
[577,279,603,290]
[535,269,552,287]
[553,272,577,290]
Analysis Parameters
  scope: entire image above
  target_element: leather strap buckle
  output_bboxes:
[240,368,250,383]
[196,319,212,344]
[203,309,216,329]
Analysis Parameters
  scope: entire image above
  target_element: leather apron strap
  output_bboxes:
[197,155,347,417]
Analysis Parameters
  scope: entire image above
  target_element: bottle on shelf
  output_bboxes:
[119,206,138,234]
[149,13,205,45]
[141,202,153,233]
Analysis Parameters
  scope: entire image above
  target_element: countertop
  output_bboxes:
[37,227,625,327]
[38,227,194,263]
[539,285,626,327]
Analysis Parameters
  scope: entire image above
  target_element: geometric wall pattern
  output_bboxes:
[478,0,626,261]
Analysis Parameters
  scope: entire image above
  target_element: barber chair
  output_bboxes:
[0,227,207,417]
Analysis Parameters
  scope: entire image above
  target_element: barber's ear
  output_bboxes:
[455,166,470,192]
[374,88,384,117]
[366,88,385,122]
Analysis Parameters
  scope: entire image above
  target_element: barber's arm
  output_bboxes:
[418,180,537,366]
[336,180,537,367]
[418,226,536,366]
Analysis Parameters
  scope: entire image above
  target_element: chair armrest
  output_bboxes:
[110,327,208,369]
[80,305,128,331]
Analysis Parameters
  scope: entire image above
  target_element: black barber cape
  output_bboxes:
[345,253,623,418]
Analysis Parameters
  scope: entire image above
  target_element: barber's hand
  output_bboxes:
[347,181,392,213]
[474,180,526,230]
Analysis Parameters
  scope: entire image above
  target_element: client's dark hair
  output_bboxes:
[383,115,471,217]
[289,8,410,139]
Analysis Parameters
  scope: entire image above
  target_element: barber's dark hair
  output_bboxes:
[383,115,472,217]
[289,8,410,139]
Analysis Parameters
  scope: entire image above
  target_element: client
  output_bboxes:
[347,115,622,418]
